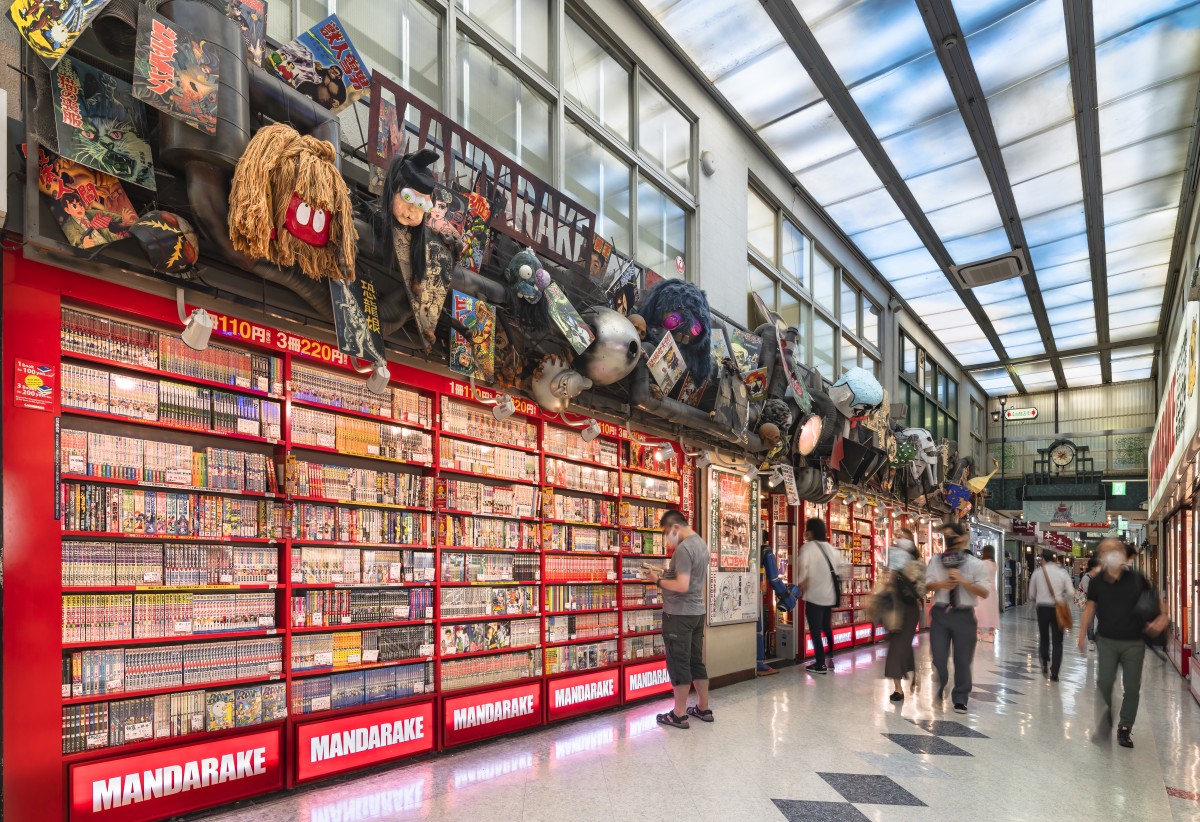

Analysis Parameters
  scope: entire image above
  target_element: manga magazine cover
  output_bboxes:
[7,0,115,66]
[267,14,371,115]
[329,271,386,365]
[51,56,155,190]
[543,282,595,355]
[730,329,763,377]
[226,0,265,66]
[132,9,219,135]
[646,332,685,394]
[448,290,495,382]
[368,98,403,194]
[458,179,495,273]
[606,258,641,316]
[30,144,139,249]
[584,234,612,280]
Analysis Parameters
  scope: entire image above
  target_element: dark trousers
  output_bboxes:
[1097,637,1146,728]
[930,605,977,704]
[1036,605,1064,676]
[805,601,833,667]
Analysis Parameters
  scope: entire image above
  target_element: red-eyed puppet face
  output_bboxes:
[283,192,330,246]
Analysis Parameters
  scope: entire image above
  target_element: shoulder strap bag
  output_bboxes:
[1042,565,1073,631]
[818,542,843,607]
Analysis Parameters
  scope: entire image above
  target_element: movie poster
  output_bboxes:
[449,290,495,382]
[730,329,763,377]
[646,332,685,394]
[30,144,139,248]
[267,14,371,115]
[226,0,266,66]
[51,56,155,190]
[329,270,386,365]
[543,282,595,354]
[7,0,115,66]
[132,9,219,135]
[368,98,403,194]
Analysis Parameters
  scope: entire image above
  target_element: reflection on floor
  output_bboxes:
[199,611,1200,822]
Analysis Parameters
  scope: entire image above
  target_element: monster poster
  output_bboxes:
[226,0,266,66]
[329,271,386,365]
[132,9,219,135]
[543,283,595,355]
[267,14,371,115]
[30,144,139,249]
[730,329,762,378]
[449,290,495,382]
[7,0,115,66]
[646,332,684,394]
[51,56,155,190]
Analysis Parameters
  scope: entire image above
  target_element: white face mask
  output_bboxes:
[896,538,916,551]
[665,527,679,549]
[1102,551,1124,570]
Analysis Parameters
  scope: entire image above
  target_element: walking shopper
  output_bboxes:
[649,510,712,729]
[1029,549,1073,680]
[976,546,1001,643]
[797,518,842,674]
[883,529,926,701]
[1077,557,1101,649]
[926,521,990,714]
[1077,538,1168,748]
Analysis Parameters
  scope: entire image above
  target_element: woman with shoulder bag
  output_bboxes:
[884,529,926,701]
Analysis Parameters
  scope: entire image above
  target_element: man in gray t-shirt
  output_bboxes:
[647,510,711,729]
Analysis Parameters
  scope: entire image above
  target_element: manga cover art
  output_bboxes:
[647,332,685,394]
[52,56,155,190]
[226,0,265,66]
[7,0,114,66]
[585,234,612,280]
[368,98,403,194]
[606,259,641,316]
[330,271,386,365]
[267,14,371,115]
[427,184,467,240]
[459,183,494,272]
[544,282,595,355]
[677,375,707,408]
[132,9,219,135]
[744,367,768,401]
[730,329,763,377]
[449,290,495,382]
[31,144,139,249]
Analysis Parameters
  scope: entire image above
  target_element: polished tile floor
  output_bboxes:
[201,611,1200,822]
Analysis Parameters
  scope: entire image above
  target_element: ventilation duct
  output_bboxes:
[950,250,1027,289]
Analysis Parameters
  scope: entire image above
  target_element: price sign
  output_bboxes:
[314,652,333,667]
[125,721,153,742]
[236,418,260,436]
[311,696,331,711]
[363,650,380,662]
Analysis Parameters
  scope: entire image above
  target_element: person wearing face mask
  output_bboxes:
[1077,538,1168,748]
[926,521,991,714]
[647,509,712,728]
[883,529,926,701]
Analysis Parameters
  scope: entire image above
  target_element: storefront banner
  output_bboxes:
[442,682,542,747]
[69,728,283,822]
[1042,532,1074,552]
[1149,301,1200,514]
[1011,519,1036,537]
[295,701,435,783]
[546,668,620,722]
[623,659,672,700]
[1023,500,1107,528]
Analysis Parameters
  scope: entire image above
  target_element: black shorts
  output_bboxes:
[663,612,707,686]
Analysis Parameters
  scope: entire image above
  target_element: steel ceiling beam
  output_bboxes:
[1158,79,1200,352]
[758,0,1025,393]
[965,336,1161,372]
[1062,0,1113,384]
[918,0,1066,391]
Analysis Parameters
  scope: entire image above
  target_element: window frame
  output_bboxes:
[899,333,959,440]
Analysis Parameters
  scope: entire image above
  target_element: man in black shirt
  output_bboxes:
[1077,538,1167,748]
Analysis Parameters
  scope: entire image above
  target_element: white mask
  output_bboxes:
[1102,551,1124,570]
[896,538,916,552]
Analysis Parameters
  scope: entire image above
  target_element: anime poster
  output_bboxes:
[329,271,386,365]
[31,144,139,248]
[646,332,685,394]
[132,9,219,135]
[584,234,612,280]
[267,14,371,115]
[368,98,403,194]
[730,329,763,378]
[7,0,115,66]
[543,282,595,355]
[51,56,155,190]
[226,0,266,66]
[427,185,467,241]
[449,290,495,382]
[458,184,493,273]
[744,367,768,401]
[606,259,641,316]
[677,375,706,408]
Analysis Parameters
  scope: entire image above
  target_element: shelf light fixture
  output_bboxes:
[351,359,391,396]
[653,443,675,463]
[556,411,602,442]
[466,349,517,421]
[176,288,212,352]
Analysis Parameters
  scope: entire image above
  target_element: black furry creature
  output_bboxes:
[635,279,713,387]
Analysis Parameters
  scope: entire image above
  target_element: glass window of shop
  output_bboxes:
[638,179,686,276]
[638,77,691,189]
[564,118,631,251]
[563,15,630,141]
[458,0,551,77]
[782,219,807,291]
[339,0,442,106]
[901,336,958,440]
[814,315,836,379]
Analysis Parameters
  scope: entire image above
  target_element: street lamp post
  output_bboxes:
[991,396,1009,610]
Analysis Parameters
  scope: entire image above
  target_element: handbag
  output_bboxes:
[1042,565,1073,631]
[818,542,843,606]
[1132,572,1162,626]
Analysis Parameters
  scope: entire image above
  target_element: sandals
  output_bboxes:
[657,710,689,729]
[686,706,714,723]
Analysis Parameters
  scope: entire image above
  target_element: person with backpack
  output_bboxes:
[797,517,843,674]
[882,529,926,701]
[1028,549,1073,681]
[926,521,991,714]
[1077,538,1168,748]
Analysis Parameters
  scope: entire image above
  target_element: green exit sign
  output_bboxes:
[1112,482,1127,496]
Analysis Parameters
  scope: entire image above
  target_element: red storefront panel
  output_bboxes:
[68,728,283,822]
[295,702,435,784]
[545,668,620,722]
[623,659,672,701]
[442,682,542,748]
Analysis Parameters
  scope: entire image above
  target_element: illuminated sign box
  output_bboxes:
[295,702,435,783]
[546,668,620,722]
[442,681,542,748]
[69,728,282,822]
[623,659,672,701]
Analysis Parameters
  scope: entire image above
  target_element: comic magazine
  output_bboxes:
[226,0,266,66]
[205,690,235,731]
[585,234,612,280]
[606,259,641,316]
[543,282,595,354]
[51,56,155,190]
[329,272,386,365]
[7,0,115,66]
[427,184,468,241]
[730,329,763,377]
[267,14,371,115]
[234,687,262,727]
[710,326,732,371]
[260,683,287,721]
[368,98,403,194]
[458,180,494,272]
[677,375,707,408]
[132,9,219,135]
[647,332,685,394]
[31,144,139,249]
[744,367,768,401]
[449,290,495,382]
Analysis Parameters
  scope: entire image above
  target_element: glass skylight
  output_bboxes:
[758,101,860,172]
[795,149,884,205]
[969,0,1069,97]
[969,367,1017,395]
[647,0,783,80]
[849,219,925,259]
[712,44,821,129]
[1014,359,1059,391]
[1060,353,1103,387]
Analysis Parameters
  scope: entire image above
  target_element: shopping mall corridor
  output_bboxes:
[202,611,1200,822]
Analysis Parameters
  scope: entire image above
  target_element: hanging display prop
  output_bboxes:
[708,467,759,626]
[543,283,595,354]
[29,144,138,249]
[646,333,685,394]
[7,0,115,66]
[267,13,370,114]
[448,290,495,382]
[132,9,220,135]
[752,291,811,412]
[330,270,386,364]
[226,0,266,66]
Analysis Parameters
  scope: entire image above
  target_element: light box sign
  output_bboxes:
[295,701,435,783]
[624,659,672,701]
[546,668,620,722]
[442,681,542,748]
[69,728,282,822]
[1004,407,1038,421]
[1149,300,1199,515]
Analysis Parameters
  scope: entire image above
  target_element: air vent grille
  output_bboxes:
[951,251,1026,289]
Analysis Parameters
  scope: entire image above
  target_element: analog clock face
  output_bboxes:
[1051,443,1075,467]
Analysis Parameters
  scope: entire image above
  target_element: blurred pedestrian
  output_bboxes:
[927,522,990,714]
[882,529,926,701]
[976,546,1001,643]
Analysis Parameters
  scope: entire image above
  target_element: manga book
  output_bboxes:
[7,0,115,66]
[730,329,763,378]
[132,9,219,135]
[267,14,371,114]
[646,332,685,394]
[543,283,595,355]
[226,0,266,66]
[448,290,495,382]
[329,271,386,365]
[368,98,403,194]
[30,144,139,249]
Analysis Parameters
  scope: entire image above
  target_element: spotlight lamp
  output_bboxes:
[176,288,212,352]
[492,393,516,421]
[653,444,675,463]
[351,359,391,396]
[742,464,758,483]
[581,419,601,442]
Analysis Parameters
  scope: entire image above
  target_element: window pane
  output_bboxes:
[813,250,836,310]
[925,401,936,434]
[457,33,551,178]
[925,358,936,397]
[782,219,808,290]
[907,389,921,429]
[638,77,691,188]
[563,15,630,141]
[458,0,550,76]
[784,297,810,366]
[747,189,776,263]
[864,352,880,381]
[748,263,775,326]
[840,281,859,333]
[864,302,881,348]
[564,119,631,252]
[813,316,836,380]
[340,0,441,108]
[901,335,917,380]
[637,179,686,276]
[947,378,958,409]
[841,336,858,375]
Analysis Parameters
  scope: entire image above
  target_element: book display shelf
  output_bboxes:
[8,267,684,819]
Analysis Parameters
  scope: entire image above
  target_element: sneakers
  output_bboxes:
[806,663,828,675]
[686,706,714,723]
[1117,726,1134,748]
[953,703,968,714]
[656,710,689,729]
[1050,675,1059,682]
[889,691,904,702]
